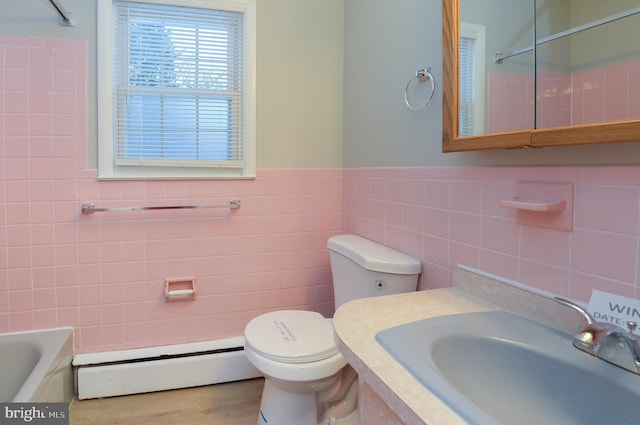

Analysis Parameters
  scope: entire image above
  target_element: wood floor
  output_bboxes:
[70,378,264,425]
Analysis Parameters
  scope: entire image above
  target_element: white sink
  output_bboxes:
[376,311,640,425]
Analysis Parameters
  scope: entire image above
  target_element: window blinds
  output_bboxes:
[459,36,476,137]
[113,1,245,168]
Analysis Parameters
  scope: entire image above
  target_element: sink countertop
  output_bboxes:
[334,288,490,425]
[332,266,583,425]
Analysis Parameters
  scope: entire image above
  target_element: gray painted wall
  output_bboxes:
[3,1,640,169]
[343,0,640,167]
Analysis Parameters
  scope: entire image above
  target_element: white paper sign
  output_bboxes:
[588,290,640,335]
[272,319,301,344]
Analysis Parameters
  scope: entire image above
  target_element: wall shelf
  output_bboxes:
[501,182,574,231]
[500,198,566,213]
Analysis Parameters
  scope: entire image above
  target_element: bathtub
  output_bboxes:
[0,328,74,402]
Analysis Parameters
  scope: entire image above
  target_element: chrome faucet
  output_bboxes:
[554,297,640,375]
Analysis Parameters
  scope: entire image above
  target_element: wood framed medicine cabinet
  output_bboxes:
[442,0,640,153]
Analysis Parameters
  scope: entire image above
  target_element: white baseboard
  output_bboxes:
[74,338,262,400]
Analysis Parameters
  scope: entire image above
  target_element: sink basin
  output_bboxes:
[376,311,640,425]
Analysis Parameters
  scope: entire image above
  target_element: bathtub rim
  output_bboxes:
[2,326,75,403]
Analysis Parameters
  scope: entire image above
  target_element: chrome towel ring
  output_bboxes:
[404,66,436,111]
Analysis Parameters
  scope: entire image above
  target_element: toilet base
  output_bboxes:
[256,368,359,425]
[319,366,359,424]
[257,385,359,425]
[257,378,319,425]
[323,409,358,425]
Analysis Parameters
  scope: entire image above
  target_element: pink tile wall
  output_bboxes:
[3,36,640,355]
[344,167,640,303]
[489,58,640,131]
[0,37,342,354]
[487,72,535,133]
[537,72,572,128]
[488,71,572,132]
[572,57,640,125]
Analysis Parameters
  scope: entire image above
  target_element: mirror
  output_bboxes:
[443,0,640,152]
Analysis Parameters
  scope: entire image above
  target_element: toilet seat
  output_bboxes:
[245,310,339,364]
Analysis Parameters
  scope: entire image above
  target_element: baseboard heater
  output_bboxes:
[73,336,262,400]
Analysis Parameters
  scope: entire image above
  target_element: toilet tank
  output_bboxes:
[327,235,421,310]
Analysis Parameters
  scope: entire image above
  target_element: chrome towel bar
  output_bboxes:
[496,6,640,63]
[81,200,241,214]
[48,0,75,26]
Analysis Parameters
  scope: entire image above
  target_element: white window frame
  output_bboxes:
[97,0,256,180]
[460,22,486,136]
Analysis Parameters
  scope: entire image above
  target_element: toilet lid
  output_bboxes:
[245,310,339,364]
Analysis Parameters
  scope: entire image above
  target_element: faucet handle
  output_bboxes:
[627,322,638,335]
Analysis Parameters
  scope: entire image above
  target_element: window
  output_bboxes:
[459,23,485,137]
[98,0,256,179]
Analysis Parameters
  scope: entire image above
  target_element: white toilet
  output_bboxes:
[244,234,421,425]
